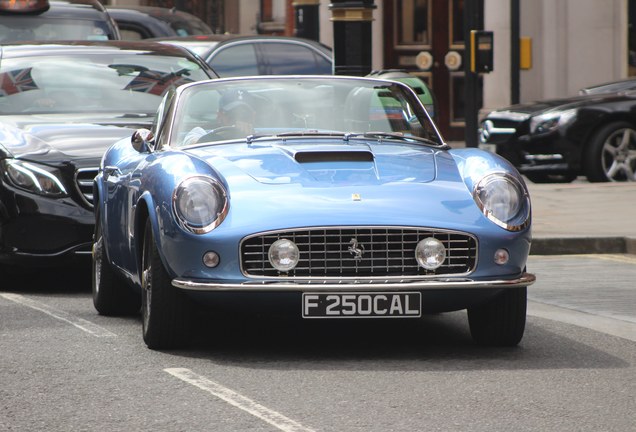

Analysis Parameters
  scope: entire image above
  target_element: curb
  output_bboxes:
[530,237,636,255]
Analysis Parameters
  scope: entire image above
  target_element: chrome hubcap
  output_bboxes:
[93,238,102,295]
[142,267,152,327]
[602,128,636,181]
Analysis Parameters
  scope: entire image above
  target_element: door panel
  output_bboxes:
[383,0,475,141]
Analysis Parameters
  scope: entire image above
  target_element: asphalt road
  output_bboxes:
[1,254,635,432]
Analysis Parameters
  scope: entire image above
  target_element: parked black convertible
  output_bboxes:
[0,41,215,273]
[479,90,636,183]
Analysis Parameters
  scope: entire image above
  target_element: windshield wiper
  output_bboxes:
[246,130,346,143]
[344,132,446,147]
[245,130,447,148]
[118,113,153,118]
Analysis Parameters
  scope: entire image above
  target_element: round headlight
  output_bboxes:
[415,237,446,270]
[268,239,300,272]
[173,177,228,234]
[474,173,530,231]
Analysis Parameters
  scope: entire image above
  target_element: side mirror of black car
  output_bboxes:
[131,128,155,153]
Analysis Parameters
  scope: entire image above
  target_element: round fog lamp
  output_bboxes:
[203,251,220,268]
[268,239,300,272]
[415,237,446,270]
[494,248,509,265]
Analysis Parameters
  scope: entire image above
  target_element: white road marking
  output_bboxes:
[165,368,316,432]
[0,293,117,337]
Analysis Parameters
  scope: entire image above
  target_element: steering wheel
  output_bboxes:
[196,125,238,143]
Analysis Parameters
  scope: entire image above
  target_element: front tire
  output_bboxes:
[141,219,193,350]
[467,287,527,346]
[92,212,140,316]
[585,122,636,182]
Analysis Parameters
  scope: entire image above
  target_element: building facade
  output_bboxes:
[106,0,633,141]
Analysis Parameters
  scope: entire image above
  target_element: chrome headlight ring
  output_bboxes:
[172,176,228,234]
[473,172,530,232]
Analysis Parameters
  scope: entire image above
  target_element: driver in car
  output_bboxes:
[184,92,255,145]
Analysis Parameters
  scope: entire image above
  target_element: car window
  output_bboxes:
[0,55,210,115]
[116,23,154,40]
[169,19,212,36]
[0,17,114,42]
[260,42,332,75]
[207,44,259,77]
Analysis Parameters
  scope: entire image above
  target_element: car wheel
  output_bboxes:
[141,219,192,350]
[92,212,140,316]
[585,121,636,182]
[467,287,527,346]
[524,173,577,184]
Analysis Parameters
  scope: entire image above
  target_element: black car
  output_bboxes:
[479,92,636,183]
[0,0,120,42]
[107,5,212,40]
[579,78,636,95]
[0,41,215,273]
[154,35,333,77]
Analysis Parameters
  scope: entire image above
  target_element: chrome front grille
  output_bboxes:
[74,168,98,207]
[241,227,477,279]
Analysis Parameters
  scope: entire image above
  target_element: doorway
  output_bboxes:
[382,0,480,141]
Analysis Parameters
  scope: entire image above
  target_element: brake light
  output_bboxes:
[0,0,50,14]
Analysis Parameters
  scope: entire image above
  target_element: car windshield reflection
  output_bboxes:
[171,77,443,147]
[0,56,210,115]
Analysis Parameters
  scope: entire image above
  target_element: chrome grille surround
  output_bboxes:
[74,167,99,208]
[240,227,478,280]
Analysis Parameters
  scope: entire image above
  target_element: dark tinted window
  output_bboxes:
[261,42,332,75]
[116,23,153,40]
[208,44,259,77]
[0,16,115,42]
[169,19,212,36]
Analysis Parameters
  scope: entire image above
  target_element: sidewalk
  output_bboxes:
[447,141,636,255]
[527,181,636,255]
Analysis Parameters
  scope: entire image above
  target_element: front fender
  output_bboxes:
[448,147,527,191]
[131,152,227,284]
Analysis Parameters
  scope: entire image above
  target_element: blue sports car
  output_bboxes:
[92,76,535,349]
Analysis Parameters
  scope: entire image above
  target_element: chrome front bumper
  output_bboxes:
[172,272,536,292]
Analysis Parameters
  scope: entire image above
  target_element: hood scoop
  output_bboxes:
[294,150,374,163]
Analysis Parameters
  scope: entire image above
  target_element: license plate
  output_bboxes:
[302,292,421,319]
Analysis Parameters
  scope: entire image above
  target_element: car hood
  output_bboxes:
[0,113,152,163]
[486,92,636,118]
[190,140,439,186]
[180,141,491,234]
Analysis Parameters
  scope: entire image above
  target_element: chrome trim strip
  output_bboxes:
[525,154,564,161]
[74,167,99,208]
[172,272,535,292]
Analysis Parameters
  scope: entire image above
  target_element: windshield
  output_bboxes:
[0,17,115,42]
[0,54,210,115]
[170,77,443,147]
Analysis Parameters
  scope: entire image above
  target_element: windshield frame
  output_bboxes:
[165,75,445,149]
